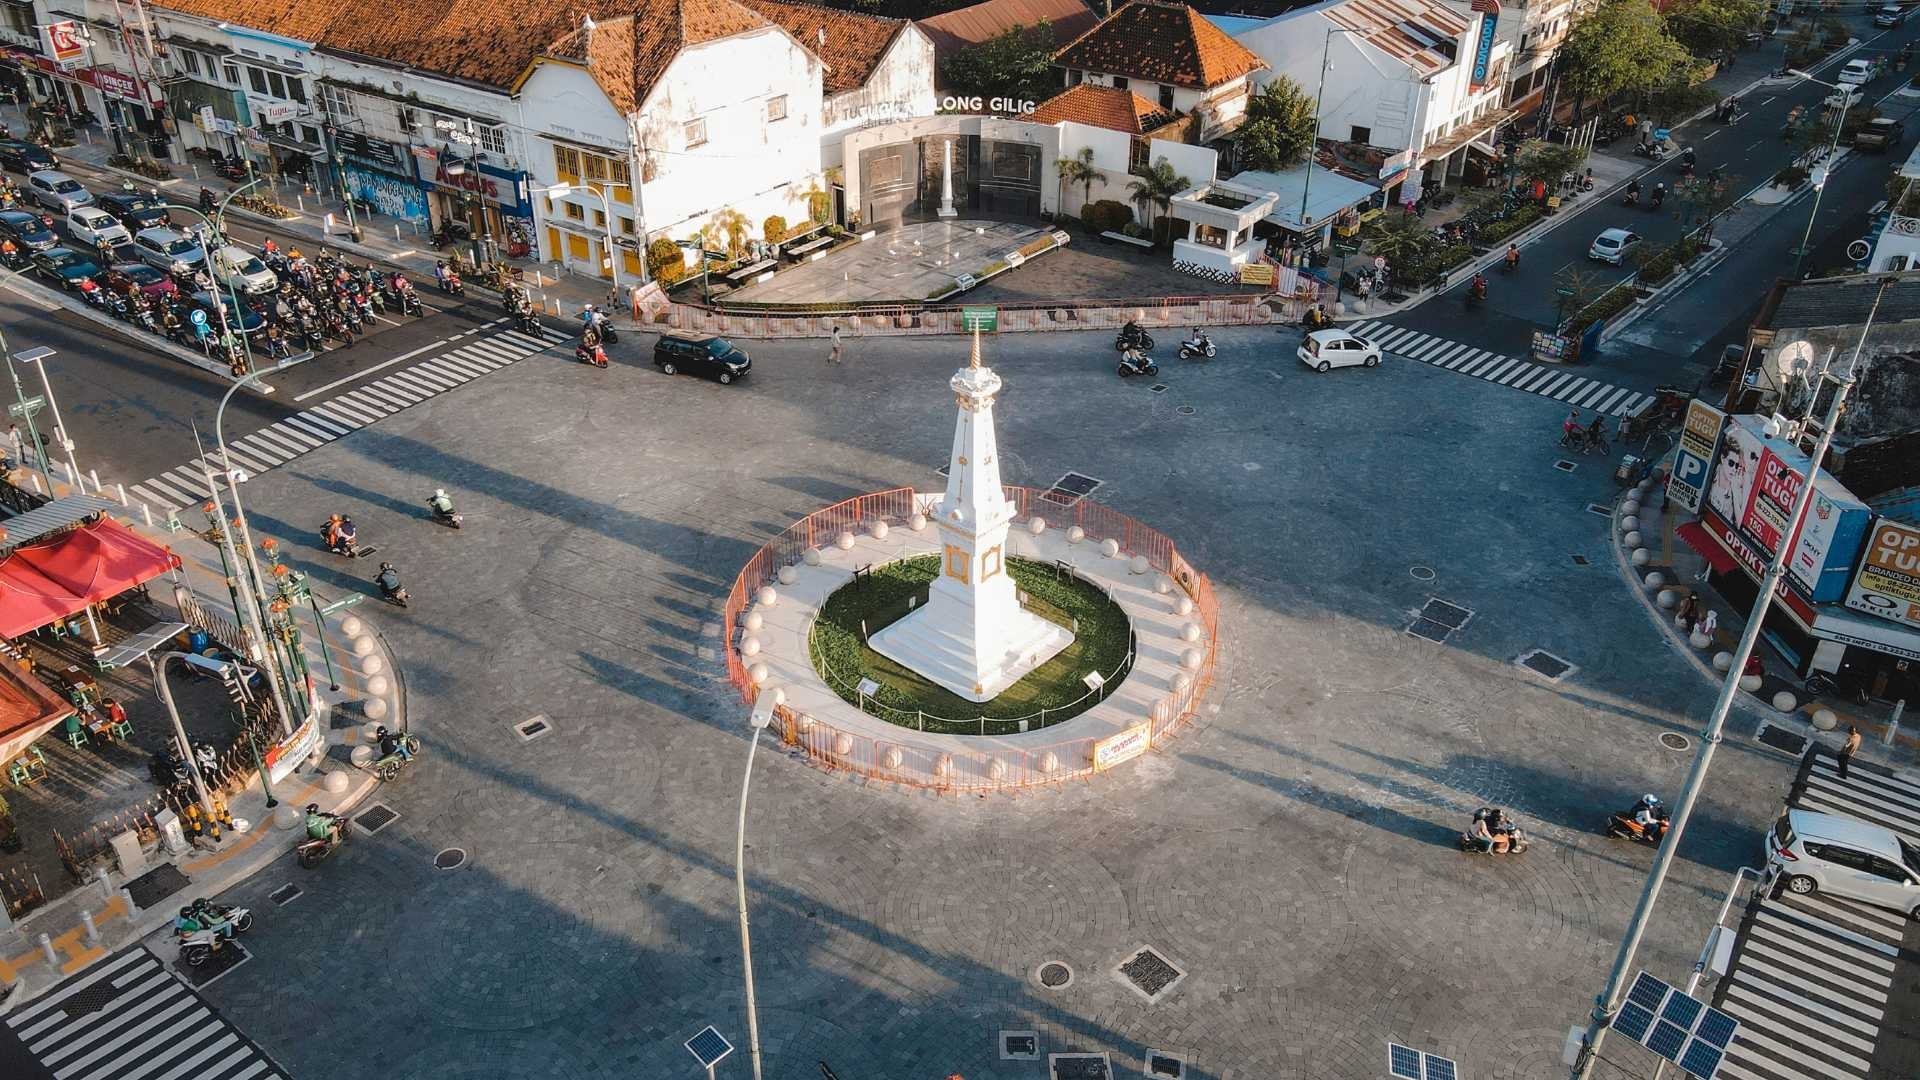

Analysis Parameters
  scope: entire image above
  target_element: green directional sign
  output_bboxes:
[961,305,998,332]
[7,395,44,418]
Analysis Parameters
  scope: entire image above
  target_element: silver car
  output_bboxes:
[132,226,206,275]
[27,170,93,215]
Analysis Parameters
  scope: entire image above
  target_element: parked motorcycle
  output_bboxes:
[175,901,254,966]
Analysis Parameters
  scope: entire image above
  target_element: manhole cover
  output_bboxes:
[1001,1031,1041,1060]
[61,982,122,1018]
[1116,946,1186,1002]
[1755,723,1809,756]
[1660,732,1692,751]
[1420,598,1473,630]
[1148,382,1169,393]
[434,847,467,870]
[514,714,553,742]
[268,883,301,907]
[1050,1052,1113,1080]
[1555,460,1577,473]
[1570,554,1591,566]
[354,803,399,834]
[1146,1050,1188,1079]
[1587,502,1612,516]
[1176,405,1196,415]
[1516,649,1576,682]
[1406,617,1452,643]
[1409,565,1436,581]
[1036,961,1074,988]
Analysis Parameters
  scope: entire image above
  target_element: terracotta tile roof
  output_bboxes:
[916,0,1098,60]
[741,0,907,95]
[1031,83,1170,133]
[1053,1,1266,90]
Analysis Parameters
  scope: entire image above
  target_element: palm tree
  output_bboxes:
[1126,157,1190,244]
[1053,147,1103,217]
[709,208,750,259]
[1363,213,1428,269]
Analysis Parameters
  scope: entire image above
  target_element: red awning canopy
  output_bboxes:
[0,519,180,639]
[1676,520,1738,576]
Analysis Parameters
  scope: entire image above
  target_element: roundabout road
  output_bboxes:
[193,325,1797,1079]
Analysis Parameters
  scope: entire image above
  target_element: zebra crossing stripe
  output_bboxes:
[264,422,323,449]
[1373,327,1419,352]
[1538,373,1575,397]
[1496,363,1531,385]
[392,368,456,393]
[1436,346,1476,368]
[361,382,421,406]
[462,340,527,364]
[130,483,177,509]
[311,400,373,427]
[435,352,497,376]
[1407,338,1451,361]
[411,360,473,385]
[296,410,354,435]
[247,428,310,458]
[231,437,288,465]
[163,468,210,497]
[374,374,433,399]
[338,392,397,416]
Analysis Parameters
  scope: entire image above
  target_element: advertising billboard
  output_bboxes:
[1705,417,1760,531]
[42,21,86,67]
[1668,400,1726,512]
[1742,446,1802,555]
[1786,483,1871,601]
[1702,415,1871,602]
[1845,519,1920,630]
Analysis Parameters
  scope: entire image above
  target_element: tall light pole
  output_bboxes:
[169,176,268,373]
[151,650,220,822]
[1787,70,1852,279]
[735,693,774,1080]
[536,181,628,296]
[11,347,83,492]
[1568,276,1893,1080]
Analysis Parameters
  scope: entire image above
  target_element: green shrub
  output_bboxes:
[808,191,831,224]
[1477,205,1542,245]
[1773,165,1810,189]
[763,215,788,245]
[1081,199,1133,232]
[646,237,687,285]
[1568,284,1637,334]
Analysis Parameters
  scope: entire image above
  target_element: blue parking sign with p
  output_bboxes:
[1669,449,1709,511]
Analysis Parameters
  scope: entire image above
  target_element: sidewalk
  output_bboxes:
[1610,475,1916,770]
[0,467,405,1010]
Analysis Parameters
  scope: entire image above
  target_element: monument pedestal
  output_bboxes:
[871,598,1070,702]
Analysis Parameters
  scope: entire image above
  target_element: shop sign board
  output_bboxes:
[1699,509,1819,626]
[1844,519,1920,630]
[1721,416,1871,600]
[43,21,86,67]
[265,712,321,785]
[1092,723,1151,771]
[1668,399,1726,513]
[416,154,530,214]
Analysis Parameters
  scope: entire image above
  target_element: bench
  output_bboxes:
[785,236,834,259]
[723,259,776,285]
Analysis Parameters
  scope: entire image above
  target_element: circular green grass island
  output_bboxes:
[808,555,1133,735]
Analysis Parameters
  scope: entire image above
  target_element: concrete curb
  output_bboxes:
[7,273,266,388]
[1596,239,1730,345]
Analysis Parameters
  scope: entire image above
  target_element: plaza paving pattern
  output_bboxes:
[189,326,1797,1079]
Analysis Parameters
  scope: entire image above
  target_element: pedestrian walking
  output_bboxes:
[1838,724,1861,779]
[828,324,843,364]
[6,423,21,469]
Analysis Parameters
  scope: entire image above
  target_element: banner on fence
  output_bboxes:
[1092,723,1151,770]
[266,712,322,784]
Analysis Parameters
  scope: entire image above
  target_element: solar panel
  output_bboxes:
[1626,972,1672,1012]
[1388,1043,1423,1079]
[1659,992,1704,1031]
[1679,1041,1725,1078]
[1647,1021,1690,1063]
[684,1026,734,1068]
[1694,1009,1739,1049]
[1423,1054,1458,1080]
[1612,1002,1656,1043]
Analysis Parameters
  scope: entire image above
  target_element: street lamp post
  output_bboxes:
[1299,28,1368,236]
[734,693,775,1080]
[169,176,269,374]
[151,650,222,823]
[1786,69,1853,278]
[1568,277,1893,1080]
[11,347,83,493]
[537,181,627,297]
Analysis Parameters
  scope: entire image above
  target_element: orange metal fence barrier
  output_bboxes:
[669,295,1282,340]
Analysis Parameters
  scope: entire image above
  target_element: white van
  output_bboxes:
[1766,809,1920,917]
[1837,58,1875,86]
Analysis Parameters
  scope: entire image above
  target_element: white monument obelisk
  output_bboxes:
[938,139,958,218]
[871,331,1071,701]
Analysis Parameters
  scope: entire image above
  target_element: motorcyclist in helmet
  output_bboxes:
[375,725,412,761]
[304,803,342,844]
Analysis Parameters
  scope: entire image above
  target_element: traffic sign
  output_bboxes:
[1374,256,1387,270]
[189,309,208,326]
[7,395,45,418]
[960,305,997,332]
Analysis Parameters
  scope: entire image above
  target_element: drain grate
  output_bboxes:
[1587,502,1612,517]
[125,863,191,912]
[1145,1049,1188,1079]
[1516,649,1576,682]
[434,847,467,870]
[1570,554,1591,566]
[1036,961,1074,988]
[514,714,553,742]
[1660,732,1692,752]
[1555,460,1577,473]
[1406,617,1452,643]
[1176,405,1197,415]
[1001,1031,1041,1061]
[1755,723,1809,757]
[354,803,399,835]
[268,883,301,907]
[61,982,123,1019]
[1420,599,1474,630]
[1116,946,1186,1003]
[1409,565,1436,581]
[1050,1053,1113,1080]
[1149,382,1169,394]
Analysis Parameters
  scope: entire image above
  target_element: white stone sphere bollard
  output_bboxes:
[833,733,853,756]
[360,654,385,676]
[1624,530,1643,548]
[910,512,928,532]
[768,687,786,707]
[882,745,903,769]
[1175,596,1194,616]
[1637,478,1655,495]
[1129,554,1148,575]
[835,531,856,551]
[273,804,302,830]
[323,770,349,794]
[1028,517,1046,536]
[1811,708,1838,731]
[1621,515,1640,533]
[777,565,797,585]
[1100,538,1120,558]
[1690,631,1712,649]
[988,758,1007,780]
[796,713,815,733]
[749,662,770,685]
[352,635,377,657]
[1772,691,1798,712]
[339,615,364,639]
[1067,526,1085,544]
[350,744,375,767]
[1712,652,1734,672]
[1171,671,1191,693]
[1155,575,1173,596]
[745,611,764,632]
[1622,499,1640,518]
[366,674,392,697]
[757,586,779,607]
[1657,589,1679,609]
[1181,647,1203,671]
[1039,751,1060,773]
[1332,300,1347,317]
[741,637,761,657]
[1644,572,1665,589]
[1352,298,1369,314]
[1182,622,1203,643]
[870,520,888,540]
[934,754,953,777]
[1738,675,1763,693]
[363,697,389,720]
[803,548,822,567]
[1631,549,1651,566]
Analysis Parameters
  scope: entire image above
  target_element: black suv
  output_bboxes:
[0,140,57,174]
[96,191,171,233]
[653,332,750,384]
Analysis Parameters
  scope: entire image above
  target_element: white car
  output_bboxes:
[1767,809,1920,917]
[1836,58,1875,86]
[27,169,92,215]
[65,206,130,249]
[1588,228,1643,265]
[210,244,277,295]
[1297,328,1381,372]
[1825,84,1865,112]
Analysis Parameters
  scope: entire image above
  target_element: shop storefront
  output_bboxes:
[413,148,533,261]
[3,48,168,159]
[330,130,425,223]
[170,84,249,160]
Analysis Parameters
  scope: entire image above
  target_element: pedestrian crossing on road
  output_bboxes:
[1708,751,1918,1080]
[4,945,287,1080]
[128,324,564,515]
[1346,321,1655,417]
